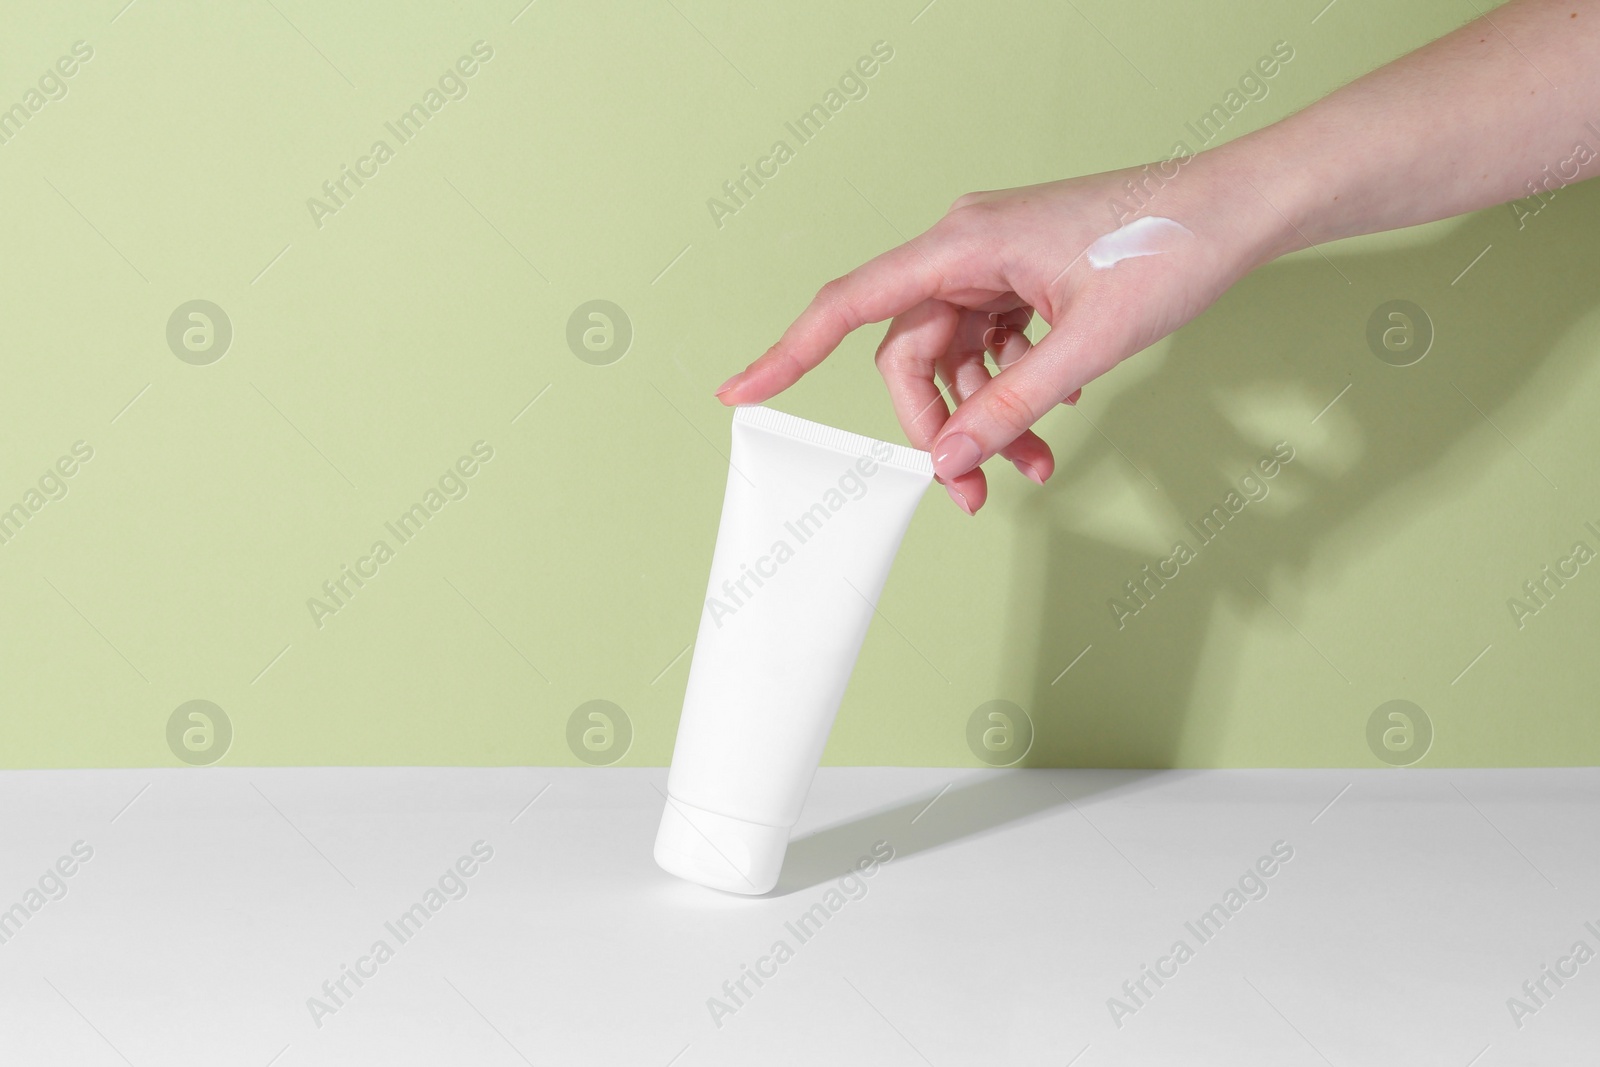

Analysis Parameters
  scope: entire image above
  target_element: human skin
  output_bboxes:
[713,0,1600,514]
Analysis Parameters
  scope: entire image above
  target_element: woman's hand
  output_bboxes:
[713,155,1290,514]
[717,0,1600,515]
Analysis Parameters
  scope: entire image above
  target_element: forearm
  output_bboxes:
[1222,0,1600,257]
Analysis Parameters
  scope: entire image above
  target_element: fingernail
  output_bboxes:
[1014,459,1046,485]
[945,482,975,515]
[714,374,741,398]
[1065,387,1082,406]
[932,432,982,479]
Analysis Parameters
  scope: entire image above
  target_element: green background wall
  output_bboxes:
[2,0,1596,769]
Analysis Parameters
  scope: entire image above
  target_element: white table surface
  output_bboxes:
[0,767,1595,1066]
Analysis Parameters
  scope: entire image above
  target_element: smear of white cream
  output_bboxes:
[1084,216,1193,270]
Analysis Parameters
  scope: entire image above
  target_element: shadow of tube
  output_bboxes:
[771,768,1176,895]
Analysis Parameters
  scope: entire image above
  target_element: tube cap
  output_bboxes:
[654,795,788,895]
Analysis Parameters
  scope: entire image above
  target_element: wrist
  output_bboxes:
[1170,138,1317,277]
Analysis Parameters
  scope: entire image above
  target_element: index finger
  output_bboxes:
[715,237,949,404]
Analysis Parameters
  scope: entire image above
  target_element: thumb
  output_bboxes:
[928,316,1116,481]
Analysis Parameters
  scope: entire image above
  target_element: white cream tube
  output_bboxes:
[655,405,933,894]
